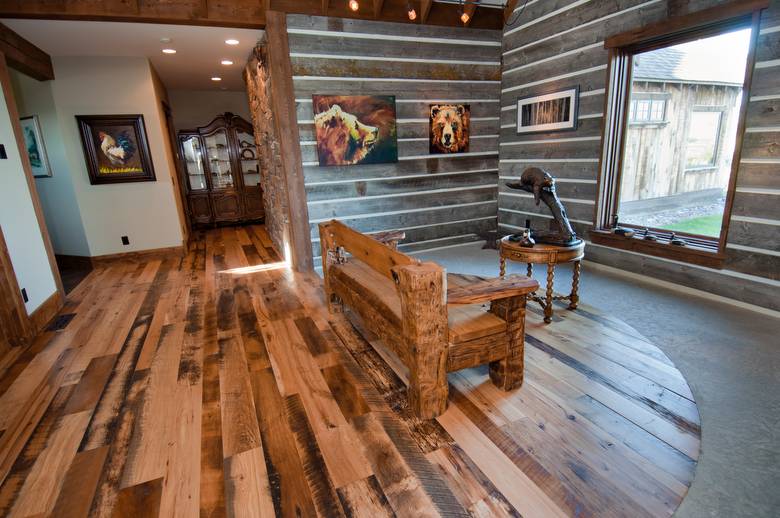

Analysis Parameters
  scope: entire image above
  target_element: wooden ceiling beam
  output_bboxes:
[0,22,53,81]
[373,0,385,18]
[462,2,477,27]
[420,0,433,23]
[504,0,518,23]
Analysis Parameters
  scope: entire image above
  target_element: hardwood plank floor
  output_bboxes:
[0,225,700,517]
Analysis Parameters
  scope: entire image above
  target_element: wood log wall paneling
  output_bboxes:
[286,14,503,266]
[498,0,780,310]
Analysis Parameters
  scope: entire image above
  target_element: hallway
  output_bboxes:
[0,225,699,517]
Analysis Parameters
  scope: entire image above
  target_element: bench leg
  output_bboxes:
[489,295,526,391]
[409,357,448,420]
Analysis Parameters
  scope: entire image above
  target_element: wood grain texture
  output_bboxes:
[0,225,699,517]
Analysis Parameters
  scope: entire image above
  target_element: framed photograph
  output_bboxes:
[516,86,579,134]
[76,114,156,185]
[20,115,51,178]
[312,95,398,166]
[429,104,470,154]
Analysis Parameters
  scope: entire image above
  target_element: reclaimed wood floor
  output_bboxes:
[0,225,700,517]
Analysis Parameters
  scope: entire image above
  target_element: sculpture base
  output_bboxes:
[531,230,582,248]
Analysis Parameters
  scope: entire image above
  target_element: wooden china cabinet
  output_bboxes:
[178,112,264,226]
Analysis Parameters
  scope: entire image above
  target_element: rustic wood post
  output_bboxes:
[489,295,527,390]
[395,262,448,419]
[318,222,342,313]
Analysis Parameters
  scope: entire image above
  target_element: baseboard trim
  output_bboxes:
[585,260,780,319]
[29,290,64,334]
[91,245,185,265]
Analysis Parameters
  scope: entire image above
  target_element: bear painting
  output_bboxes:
[312,95,398,166]
[429,104,470,154]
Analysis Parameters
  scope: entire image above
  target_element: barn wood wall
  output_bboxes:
[498,0,780,310]
[285,14,503,268]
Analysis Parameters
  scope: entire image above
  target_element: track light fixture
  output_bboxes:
[407,2,417,20]
[348,0,359,11]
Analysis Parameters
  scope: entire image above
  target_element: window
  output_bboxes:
[594,5,760,267]
[685,110,723,168]
[629,98,667,123]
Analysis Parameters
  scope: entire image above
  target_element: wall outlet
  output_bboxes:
[121,236,130,245]
[21,288,28,303]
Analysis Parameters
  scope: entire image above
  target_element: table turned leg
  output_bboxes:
[544,262,554,324]
[500,255,506,277]
[527,263,533,278]
[568,260,581,310]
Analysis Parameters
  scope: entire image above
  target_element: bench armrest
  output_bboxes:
[447,274,538,305]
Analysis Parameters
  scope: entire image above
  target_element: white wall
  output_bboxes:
[11,70,90,257]
[49,56,183,256]
[168,89,251,131]
[0,83,58,313]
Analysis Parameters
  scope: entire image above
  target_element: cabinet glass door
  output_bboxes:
[236,130,260,187]
[181,136,207,191]
[204,129,233,189]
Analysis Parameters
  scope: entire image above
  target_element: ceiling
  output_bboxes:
[1,19,263,91]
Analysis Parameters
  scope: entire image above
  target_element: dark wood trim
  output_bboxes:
[718,10,761,254]
[420,0,433,23]
[265,11,314,272]
[0,0,504,29]
[0,224,32,348]
[0,22,53,81]
[0,52,65,300]
[605,0,768,50]
[90,245,185,265]
[588,230,726,268]
[28,290,64,334]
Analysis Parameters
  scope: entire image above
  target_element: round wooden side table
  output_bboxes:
[499,237,585,324]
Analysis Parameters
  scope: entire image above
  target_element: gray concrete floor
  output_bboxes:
[419,243,780,518]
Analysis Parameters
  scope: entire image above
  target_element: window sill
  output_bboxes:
[588,229,725,268]
[684,166,718,172]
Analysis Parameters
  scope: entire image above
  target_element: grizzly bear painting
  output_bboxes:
[429,104,470,154]
[312,95,398,166]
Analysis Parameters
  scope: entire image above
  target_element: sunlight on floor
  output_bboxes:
[218,261,290,275]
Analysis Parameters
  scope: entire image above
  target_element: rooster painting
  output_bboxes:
[77,115,156,185]
[98,131,136,166]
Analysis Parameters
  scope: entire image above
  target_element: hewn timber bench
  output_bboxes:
[319,220,539,419]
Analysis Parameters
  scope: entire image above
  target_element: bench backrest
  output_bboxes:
[319,220,415,280]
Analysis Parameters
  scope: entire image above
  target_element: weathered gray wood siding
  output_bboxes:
[498,0,780,310]
[286,14,502,267]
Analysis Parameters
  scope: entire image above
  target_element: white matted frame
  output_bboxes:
[516,86,579,135]
[20,115,51,178]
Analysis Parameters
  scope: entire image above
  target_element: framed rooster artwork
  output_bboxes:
[76,114,156,185]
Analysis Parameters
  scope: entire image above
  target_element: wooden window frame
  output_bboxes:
[591,1,766,268]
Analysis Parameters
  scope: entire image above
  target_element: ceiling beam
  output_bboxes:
[0,22,53,80]
[462,2,477,27]
[373,0,384,18]
[420,0,433,23]
[504,0,518,23]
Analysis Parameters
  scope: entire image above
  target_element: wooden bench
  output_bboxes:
[319,220,539,419]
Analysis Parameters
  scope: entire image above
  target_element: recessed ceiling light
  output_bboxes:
[211,77,222,81]
[162,48,177,54]
[160,37,172,43]
[221,60,234,66]
[225,39,240,45]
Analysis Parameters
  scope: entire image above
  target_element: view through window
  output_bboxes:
[617,28,751,238]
